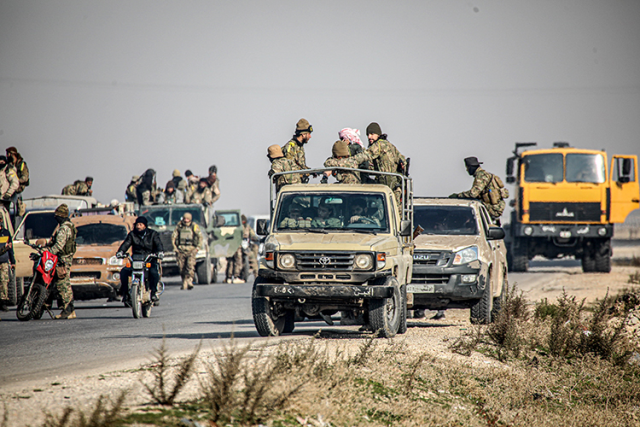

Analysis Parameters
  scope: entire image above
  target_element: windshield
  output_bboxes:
[21,213,58,240]
[76,223,128,245]
[523,153,563,183]
[566,153,606,183]
[217,212,240,227]
[414,205,478,236]
[140,207,204,227]
[275,193,389,233]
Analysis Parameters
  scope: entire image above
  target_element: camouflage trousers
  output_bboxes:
[226,248,243,279]
[54,266,73,309]
[0,263,10,301]
[177,248,197,289]
[484,199,506,222]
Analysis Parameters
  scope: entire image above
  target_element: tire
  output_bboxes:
[252,277,285,336]
[582,253,596,273]
[142,302,152,318]
[595,239,611,273]
[196,258,212,285]
[131,283,142,319]
[470,272,493,324]
[283,311,295,333]
[491,270,508,320]
[368,276,402,338]
[211,259,218,283]
[16,283,47,321]
[510,241,528,272]
[398,284,408,334]
[7,270,19,306]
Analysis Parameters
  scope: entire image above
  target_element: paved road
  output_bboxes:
[0,277,261,387]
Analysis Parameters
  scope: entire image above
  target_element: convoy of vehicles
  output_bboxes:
[409,198,507,324]
[504,142,640,273]
[251,168,414,338]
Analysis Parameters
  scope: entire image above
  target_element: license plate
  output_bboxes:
[133,261,144,269]
[407,284,435,293]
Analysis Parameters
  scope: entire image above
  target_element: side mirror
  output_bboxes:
[506,157,514,176]
[487,227,506,240]
[399,220,412,237]
[619,176,630,184]
[506,176,516,184]
[256,219,269,236]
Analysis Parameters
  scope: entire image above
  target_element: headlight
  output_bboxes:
[598,227,607,236]
[109,256,123,266]
[452,246,478,265]
[354,254,373,270]
[44,259,55,272]
[523,226,533,236]
[278,253,295,269]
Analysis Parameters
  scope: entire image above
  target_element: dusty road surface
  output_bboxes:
[1,242,639,426]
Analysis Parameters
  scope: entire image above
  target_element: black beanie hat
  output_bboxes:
[134,217,148,227]
[366,122,382,136]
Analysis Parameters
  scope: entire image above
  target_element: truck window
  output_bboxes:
[76,224,128,245]
[612,157,636,182]
[413,206,478,236]
[21,213,58,240]
[524,153,563,183]
[566,153,606,183]
[275,192,389,232]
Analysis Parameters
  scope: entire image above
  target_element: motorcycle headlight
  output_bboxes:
[109,256,123,266]
[44,259,55,272]
[354,254,373,270]
[452,246,478,265]
[278,253,295,270]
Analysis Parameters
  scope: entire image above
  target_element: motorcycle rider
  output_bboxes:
[116,217,164,306]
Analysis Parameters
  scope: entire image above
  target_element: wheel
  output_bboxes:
[595,239,611,273]
[398,284,408,334]
[368,276,402,338]
[142,302,152,318]
[130,283,142,319]
[16,283,47,321]
[196,258,212,285]
[582,253,596,273]
[252,277,286,336]
[470,272,493,324]
[510,241,528,272]
[283,311,295,333]
[211,259,218,283]
[491,270,508,320]
[7,271,22,306]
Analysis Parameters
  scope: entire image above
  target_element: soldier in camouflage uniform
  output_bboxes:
[267,145,301,193]
[364,122,407,204]
[45,204,77,319]
[449,157,506,223]
[187,178,213,206]
[0,155,19,227]
[6,147,29,219]
[311,200,342,228]
[278,201,312,229]
[323,140,372,184]
[0,219,15,311]
[206,165,221,205]
[62,179,91,196]
[172,212,201,290]
[282,118,313,183]
[125,175,140,204]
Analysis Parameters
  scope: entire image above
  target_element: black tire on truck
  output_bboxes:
[397,283,408,334]
[510,239,528,272]
[16,283,47,321]
[595,239,611,273]
[196,258,212,284]
[368,276,402,338]
[470,271,493,324]
[491,270,508,320]
[252,277,285,336]
[582,252,596,273]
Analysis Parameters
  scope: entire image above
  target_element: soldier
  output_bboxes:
[0,219,15,311]
[172,212,201,290]
[184,170,199,195]
[225,215,259,283]
[6,147,29,219]
[206,165,221,205]
[278,201,312,229]
[170,169,185,189]
[267,145,300,193]
[323,140,371,184]
[338,128,373,182]
[364,122,407,203]
[449,157,506,223]
[44,204,77,319]
[136,169,156,206]
[0,156,19,219]
[187,178,213,206]
[83,177,94,196]
[62,179,90,196]
[125,175,140,203]
[311,200,342,228]
[282,118,313,182]
[157,181,183,204]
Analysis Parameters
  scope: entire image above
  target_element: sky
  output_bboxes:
[1,0,639,217]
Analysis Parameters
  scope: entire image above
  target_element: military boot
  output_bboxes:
[186,276,194,290]
[55,303,76,320]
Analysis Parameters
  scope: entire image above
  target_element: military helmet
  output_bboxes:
[55,204,70,218]
[295,118,313,135]
[332,140,350,157]
[267,144,284,159]
[464,157,483,167]
[132,175,140,182]
[172,169,181,177]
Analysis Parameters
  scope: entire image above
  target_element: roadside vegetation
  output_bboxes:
[4,285,640,427]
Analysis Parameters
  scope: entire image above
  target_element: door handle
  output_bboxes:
[633,199,640,203]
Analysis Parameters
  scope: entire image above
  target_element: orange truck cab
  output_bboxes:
[504,142,639,273]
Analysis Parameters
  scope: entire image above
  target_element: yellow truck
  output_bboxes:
[504,142,640,272]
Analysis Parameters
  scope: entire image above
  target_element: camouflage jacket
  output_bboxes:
[323,152,372,184]
[269,157,301,192]
[125,183,137,202]
[310,216,342,228]
[187,187,213,206]
[455,167,505,219]
[46,220,76,266]
[282,139,308,170]
[242,224,259,242]
[62,181,90,196]
[15,160,29,194]
[0,165,18,199]
[172,221,202,251]
[209,178,221,204]
[365,139,406,189]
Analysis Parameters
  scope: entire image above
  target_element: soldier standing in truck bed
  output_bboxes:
[267,145,301,193]
[206,165,221,205]
[6,147,29,219]
[364,122,407,204]
[282,118,313,183]
[323,140,371,184]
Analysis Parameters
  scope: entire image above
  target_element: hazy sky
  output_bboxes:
[1,0,639,217]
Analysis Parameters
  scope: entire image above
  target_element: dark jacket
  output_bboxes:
[0,229,15,264]
[117,228,163,257]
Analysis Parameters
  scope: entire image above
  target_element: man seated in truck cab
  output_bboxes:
[311,200,342,228]
[279,201,312,229]
[348,198,381,226]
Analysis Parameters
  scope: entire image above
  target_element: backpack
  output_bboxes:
[484,174,509,205]
[61,221,77,257]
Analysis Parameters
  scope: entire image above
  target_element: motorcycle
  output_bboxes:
[16,241,58,321]
[118,253,163,319]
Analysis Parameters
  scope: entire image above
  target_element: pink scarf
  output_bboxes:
[338,128,364,147]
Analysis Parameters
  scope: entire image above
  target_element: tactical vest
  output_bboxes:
[177,224,196,246]
[481,173,509,205]
[60,221,77,257]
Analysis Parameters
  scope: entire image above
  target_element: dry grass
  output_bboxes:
[40,391,127,427]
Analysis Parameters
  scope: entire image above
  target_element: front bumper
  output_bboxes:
[256,283,394,299]
[408,264,485,309]
[512,223,613,239]
[258,268,391,284]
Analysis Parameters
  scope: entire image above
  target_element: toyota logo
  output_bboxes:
[318,256,331,266]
